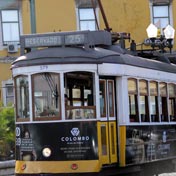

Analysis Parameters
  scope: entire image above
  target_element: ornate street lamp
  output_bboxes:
[164,25,175,53]
[146,23,158,49]
[146,23,175,53]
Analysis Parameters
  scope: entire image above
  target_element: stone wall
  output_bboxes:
[0,160,15,176]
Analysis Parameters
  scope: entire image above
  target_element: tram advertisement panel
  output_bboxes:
[126,125,176,165]
[15,121,98,161]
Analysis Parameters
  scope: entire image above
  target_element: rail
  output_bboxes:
[0,160,15,176]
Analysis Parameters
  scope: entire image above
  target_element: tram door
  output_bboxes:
[99,79,117,165]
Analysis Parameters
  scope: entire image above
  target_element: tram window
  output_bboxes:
[32,73,60,120]
[99,80,106,117]
[128,79,139,122]
[159,82,168,122]
[108,80,115,117]
[168,84,176,121]
[15,75,29,120]
[139,80,149,122]
[64,72,95,120]
[150,81,159,122]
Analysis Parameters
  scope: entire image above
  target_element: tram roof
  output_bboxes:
[12,46,176,74]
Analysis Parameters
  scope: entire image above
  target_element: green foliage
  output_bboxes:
[0,103,15,160]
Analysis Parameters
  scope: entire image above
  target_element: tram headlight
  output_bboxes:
[42,147,52,158]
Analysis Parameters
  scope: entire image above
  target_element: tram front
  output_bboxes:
[12,30,118,175]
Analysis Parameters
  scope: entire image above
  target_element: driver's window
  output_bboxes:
[64,71,96,120]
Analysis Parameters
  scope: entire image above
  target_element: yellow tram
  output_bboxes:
[12,30,176,175]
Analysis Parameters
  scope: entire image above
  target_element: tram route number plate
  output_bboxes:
[65,34,85,45]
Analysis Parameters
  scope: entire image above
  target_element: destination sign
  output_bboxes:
[25,36,62,47]
[24,34,86,48]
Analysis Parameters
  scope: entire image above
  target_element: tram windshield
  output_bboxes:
[14,71,95,121]
[32,73,60,120]
[64,71,96,119]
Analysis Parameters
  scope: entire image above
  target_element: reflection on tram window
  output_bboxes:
[159,82,168,122]
[139,80,149,122]
[128,78,139,122]
[99,80,106,117]
[15,75,29,120]
[64,71,96,120]
[128,78,176,124]
[150,81,159,122]
[168,84,176,121]
[32,73,60,120]
[108,80,115,117]
[99,79,115,118]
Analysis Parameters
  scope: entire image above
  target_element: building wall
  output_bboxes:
[0,0,176,104]
[99,0,151,45]
[0,63,11,81]
[35,0,77,33]
[0,63,12,103]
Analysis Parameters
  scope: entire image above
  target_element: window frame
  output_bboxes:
[2,79,14,107]
[149,0,174,35]
[1,9,20,44]
[152,5,170,28]
[6,84,14,97]
[32,72,61,121]
[77,7,97,31]
[99,79,107,118]
[107,80,115,117]
[127,78,176,124]
[139,79,149,122]
[159,82,168,122]
[168,83,176,121]
[64,71,96,120]
[5,83,14,105]
[128,78,139,122]
[149,81,159,122]
[14,75,30,122]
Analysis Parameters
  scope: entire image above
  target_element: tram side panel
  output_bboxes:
[126,125,176,164]
[117,125,176,166]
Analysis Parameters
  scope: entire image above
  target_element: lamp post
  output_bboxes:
[146,23,158,50]
[146,23,175,53]
[164,25,175,53]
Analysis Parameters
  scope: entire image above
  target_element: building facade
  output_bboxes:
[0,0,175,105]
